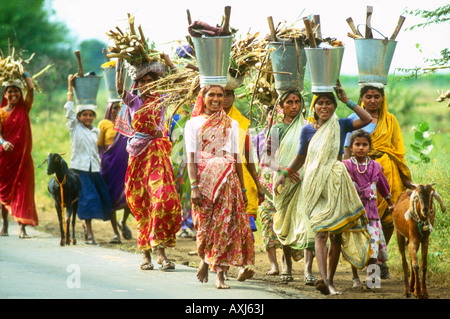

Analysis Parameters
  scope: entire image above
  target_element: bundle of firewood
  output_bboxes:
[229,32,268,78]
[105,13,163,66]
[0,48,53,93]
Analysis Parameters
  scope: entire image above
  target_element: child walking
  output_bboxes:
[343,129,395,288]
[65,74,112,244]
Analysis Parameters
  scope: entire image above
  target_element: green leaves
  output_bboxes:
[407,121,434,163]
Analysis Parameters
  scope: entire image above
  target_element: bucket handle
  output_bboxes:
[356,25,389,40]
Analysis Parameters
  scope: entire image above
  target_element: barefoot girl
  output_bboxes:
[343,129,395,288]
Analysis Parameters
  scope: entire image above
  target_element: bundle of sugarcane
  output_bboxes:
[0,49,53,93]
[229,32,268,78]
[105,13,163,66]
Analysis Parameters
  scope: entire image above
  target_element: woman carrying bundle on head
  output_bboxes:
[115,58,182,271]
[274,82,373,295]
[260,91,315,285]
[0,70,38,238]
[185,85,255,289]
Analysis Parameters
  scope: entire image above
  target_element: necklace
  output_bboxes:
[354,156,370,174]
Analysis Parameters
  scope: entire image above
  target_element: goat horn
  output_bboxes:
[430,183,436,186]
[59,152,66,156]
[37,158,48,168]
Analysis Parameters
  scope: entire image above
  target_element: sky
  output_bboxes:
[49,0,449,75]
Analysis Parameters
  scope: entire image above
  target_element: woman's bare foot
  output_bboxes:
[352,278,362,288]
[197,260,209,283]
[0,223,8,236]
[328,284,342,295]
[237,267,254,282]
[266,264,279,275]
[19,224,30,238]
[216,271,230,289]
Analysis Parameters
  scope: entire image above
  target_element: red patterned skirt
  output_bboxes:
[125,137,181,251]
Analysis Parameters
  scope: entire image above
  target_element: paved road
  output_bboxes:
[0,224,308,300]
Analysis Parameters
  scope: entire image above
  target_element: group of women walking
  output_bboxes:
[0,41,414,296]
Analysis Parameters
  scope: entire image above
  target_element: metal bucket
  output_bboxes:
[305,46,345,93]
[269,41,307,93]
[192,35,233,87]
[73,75,102,105]
[101,66,121,102]
[354,38,397,85]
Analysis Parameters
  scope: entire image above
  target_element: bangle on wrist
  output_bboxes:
[191,178,197,184]
[191,185,199,189]
[346,99,357,110]
[280,170,289,177]
[23,72,29,78]
[241,188,247,193]
[0,139,4,145]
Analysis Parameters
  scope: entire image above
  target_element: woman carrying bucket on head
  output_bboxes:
[98,61,133,244]
[273,82,373,295]
[115,56,182,271]
[65,74,112,244]
[185,84,255,289]
[344,35,415,279]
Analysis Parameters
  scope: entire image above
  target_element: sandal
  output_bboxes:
[140,262,154,270]
[305,274,318,286]
[118,222,132,240]
[160,259,175,271]
[109,235,122,244]
[280,273,293,282]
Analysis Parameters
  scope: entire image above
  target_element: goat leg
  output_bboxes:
[409,235,421,299]
[396,231,411,297]
[72,200,79,245]
[421,237,429,299]
[65,215,71,246]
[55,204,65,246]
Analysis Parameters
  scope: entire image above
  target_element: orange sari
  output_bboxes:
[0,94,38,226]
[125,97,181,251]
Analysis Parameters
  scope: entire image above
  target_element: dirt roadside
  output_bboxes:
[31,208,449,300]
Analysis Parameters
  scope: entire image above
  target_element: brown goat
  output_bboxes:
[392,184,446,299]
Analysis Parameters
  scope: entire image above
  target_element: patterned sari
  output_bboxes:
[190,89,255,272]
[275,109,371,269]
[0,94,38,226]
[125,97,181,251]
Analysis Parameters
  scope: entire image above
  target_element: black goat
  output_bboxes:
[39,153,81,246]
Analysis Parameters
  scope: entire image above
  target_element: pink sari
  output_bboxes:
[191,88,254,272]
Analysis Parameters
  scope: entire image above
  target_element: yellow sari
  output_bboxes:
[227,105,259,218]
[363,98,412,225]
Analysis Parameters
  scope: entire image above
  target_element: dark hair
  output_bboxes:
[312,92,337,121]
[359,86,385,99]
[279,91,303,107]
[348,129,372,149]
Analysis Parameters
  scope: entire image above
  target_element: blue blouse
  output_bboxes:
[298,118,355,156]
[344,113,376,147]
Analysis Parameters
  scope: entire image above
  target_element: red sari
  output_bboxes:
[124,96,181,251]
[190,89,255,272]
[0,94,38,226]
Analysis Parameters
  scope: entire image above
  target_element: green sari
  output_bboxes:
[274,113,371,269]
